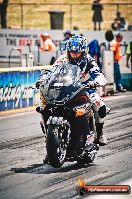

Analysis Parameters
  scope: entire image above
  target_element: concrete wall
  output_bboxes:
[0,29,132,67]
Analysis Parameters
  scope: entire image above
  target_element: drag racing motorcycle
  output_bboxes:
[36,63,99,168]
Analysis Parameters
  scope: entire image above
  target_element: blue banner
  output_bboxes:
[0,69,41,111]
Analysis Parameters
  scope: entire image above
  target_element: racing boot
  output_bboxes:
[95,123,108,146]
[43,154,49,164]
[36,106,45,114]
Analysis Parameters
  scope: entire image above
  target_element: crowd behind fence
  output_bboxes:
[7,3,132,30]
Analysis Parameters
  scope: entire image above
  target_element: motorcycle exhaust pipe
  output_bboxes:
[89,150,97,156]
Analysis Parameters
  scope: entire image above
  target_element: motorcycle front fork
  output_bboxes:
[40,118,47,142]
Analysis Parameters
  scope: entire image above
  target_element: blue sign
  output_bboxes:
[0,69,41,111]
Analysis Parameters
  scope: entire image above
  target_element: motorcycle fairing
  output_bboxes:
[39,63,85,103]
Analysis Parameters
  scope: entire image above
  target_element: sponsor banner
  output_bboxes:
[0,66,50,111]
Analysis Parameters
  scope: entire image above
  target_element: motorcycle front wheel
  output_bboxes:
[46,125,67,168]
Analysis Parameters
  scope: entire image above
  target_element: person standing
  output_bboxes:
[0,0,8,28]
[126,41,132,72]
[110,33,126,92]
[88,39,102,70]
[92,0,103,31]
[39,33,56,52]
[63,30,72,41]
[39,33,56,64]
[112,11,126,31]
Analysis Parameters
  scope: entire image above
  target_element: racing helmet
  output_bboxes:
[66,36,88,63]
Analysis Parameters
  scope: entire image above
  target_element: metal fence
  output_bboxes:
[7,3,132,30]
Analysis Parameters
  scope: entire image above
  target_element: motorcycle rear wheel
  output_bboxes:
[46,125,67,168]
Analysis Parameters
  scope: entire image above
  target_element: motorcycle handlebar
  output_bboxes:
[35,80,100,89]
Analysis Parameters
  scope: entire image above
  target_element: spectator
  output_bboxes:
[63,30,72,41]
[0,0,8,28]
[128,23,132,31]
[126,41,132,71]
[92,0,103,31]
[39,33,56,52]
[110,33,126,92]
[111,19,119,31]
[59,30,72,53]
[105,29,114,49]
[88,39,102,70]
[39,33,56,65]
[111,11,126,31]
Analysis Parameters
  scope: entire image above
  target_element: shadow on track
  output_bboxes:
[10,162,96,175]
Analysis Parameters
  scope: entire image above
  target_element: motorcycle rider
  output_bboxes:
[36,36,108,150]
